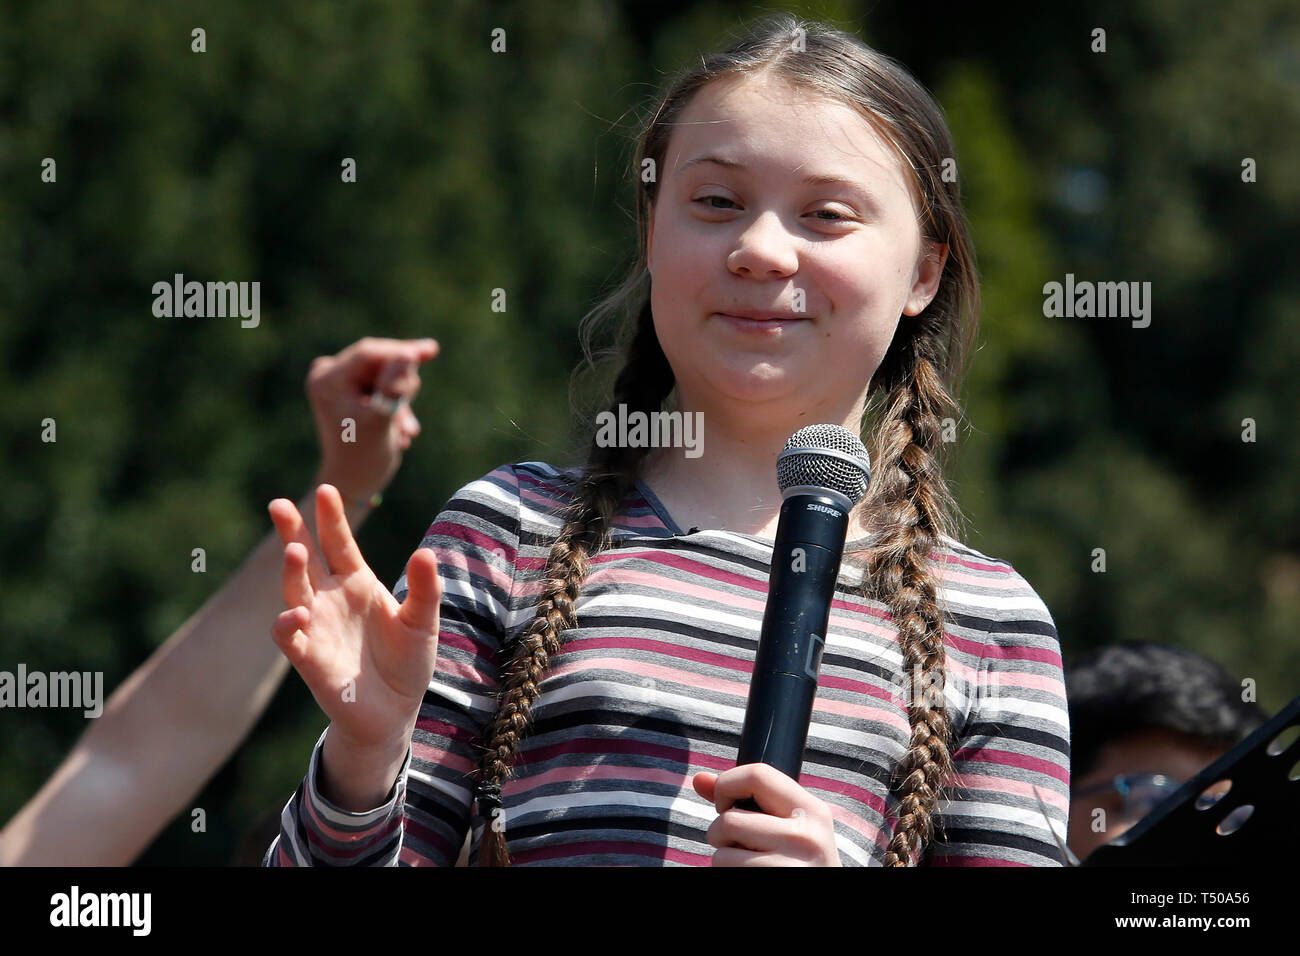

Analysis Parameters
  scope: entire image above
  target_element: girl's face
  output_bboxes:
[647,73,946,429]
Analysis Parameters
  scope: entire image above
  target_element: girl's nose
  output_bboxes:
[727,211,799,278]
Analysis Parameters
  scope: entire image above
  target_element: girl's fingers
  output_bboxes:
[396,405,420,437]
[373,358,410,396]
[337,338,437,393]
[268,499,329,588]
[396,547,442,635]
[271,606,309,658]
[711,763,807,817]
[314,484,367,577]
[271,607,330,691]
[282,541,314,609]
[706,804,786,852]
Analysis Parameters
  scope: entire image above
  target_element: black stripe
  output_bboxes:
[961,720,1068,754]
[928,826,1062,860]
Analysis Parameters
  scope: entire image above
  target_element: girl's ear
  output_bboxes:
[903,241,949,316]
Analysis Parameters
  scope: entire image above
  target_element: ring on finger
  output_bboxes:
[366,391,409,416]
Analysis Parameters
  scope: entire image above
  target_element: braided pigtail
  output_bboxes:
[854,326,967,866]
[473,303,673,866]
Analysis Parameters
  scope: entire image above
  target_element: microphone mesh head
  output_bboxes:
[776,424,871,504]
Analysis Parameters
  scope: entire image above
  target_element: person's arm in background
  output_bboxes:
[0,336,438,866]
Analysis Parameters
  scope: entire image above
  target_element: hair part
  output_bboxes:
[473,11,980,867]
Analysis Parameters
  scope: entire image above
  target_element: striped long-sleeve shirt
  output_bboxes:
[265,461,1070,867]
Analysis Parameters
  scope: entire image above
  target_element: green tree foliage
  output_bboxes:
[1,0,1295,863]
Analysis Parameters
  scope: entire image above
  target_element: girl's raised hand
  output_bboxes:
[693,764,843,866]
[267,484,442,757]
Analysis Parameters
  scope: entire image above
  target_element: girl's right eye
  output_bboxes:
[694,195,738,211]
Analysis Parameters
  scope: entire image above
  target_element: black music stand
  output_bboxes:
[1082,694,1300,865]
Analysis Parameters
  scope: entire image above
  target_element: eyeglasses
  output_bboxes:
[1073,773,1179,823]
[1073,772,1254,838]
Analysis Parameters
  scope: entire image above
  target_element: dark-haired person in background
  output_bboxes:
[1065,641,1268,863]
[0,336,438,866]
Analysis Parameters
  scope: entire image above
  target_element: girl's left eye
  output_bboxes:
[693,196,852,222]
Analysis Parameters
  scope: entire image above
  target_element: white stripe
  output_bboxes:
[407,764,472,808]
[437,573,508,618]
[531,678,904,753]
[934,586,1053,615]
[500,787,875,866]
[937,798,1064,833]
[975,695,1069,730]
[425,678,495,715]
[281,804,309,865]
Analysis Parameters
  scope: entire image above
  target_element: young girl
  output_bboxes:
[263,14,1069,867]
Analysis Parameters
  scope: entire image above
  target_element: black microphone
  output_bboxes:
[734,424,871,813]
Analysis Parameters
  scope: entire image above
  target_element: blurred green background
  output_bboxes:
[1,0,1296,864]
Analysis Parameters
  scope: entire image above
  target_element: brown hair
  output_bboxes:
[473,12,979,867]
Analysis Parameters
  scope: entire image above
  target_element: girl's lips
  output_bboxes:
[714,312,809,333]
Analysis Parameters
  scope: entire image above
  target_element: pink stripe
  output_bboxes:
[588,554,898,626]
[511,763,691,796]
[403,816,455,861]
[544,655,907,727]
[399,844,433,866]
[518,483,569,514]
[557,635,908,708]
[308,813,402,861]
[954,773,1069,811]
[825,802,888,845]
[438,653,492,686]
[437,628,497,662]
[431,547,513,595]
[560,635,750,672]
[617,513,664,529]
[797,770,891,814]
[981,641,1063,666]
[304,787,377,844]
[984,669,1067,695]
[589,563,769,610]
[427,522,510,563]
[953,747,1070,784]
[277,844,293,866]
[935,552,1009,573]
[937,566,1023,589]
[412,739,474,774]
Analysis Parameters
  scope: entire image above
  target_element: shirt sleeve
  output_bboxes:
[925,564,1072,867]
[262,464,520,867]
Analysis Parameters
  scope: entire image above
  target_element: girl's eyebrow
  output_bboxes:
[679,154,881,205]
